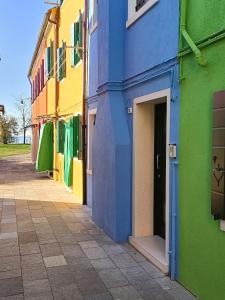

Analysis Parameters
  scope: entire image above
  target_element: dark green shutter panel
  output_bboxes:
[50,41,54,76]
[78,114,82,160]
[78,12,83,59]
[74,22,80,66]
[62,42,66,77]
[73,115,82,159]
[56,120,65,153]
[57,47,63,81]
[56,121,60,153]
[47,47,51,78]
[71,23,75,66]
[73,116,78,157]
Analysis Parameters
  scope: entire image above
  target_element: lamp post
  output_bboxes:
[0,105,5,115]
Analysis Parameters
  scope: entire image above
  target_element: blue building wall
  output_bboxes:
[87,0,180,277]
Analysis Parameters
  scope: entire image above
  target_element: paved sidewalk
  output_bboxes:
[0,155,196,300]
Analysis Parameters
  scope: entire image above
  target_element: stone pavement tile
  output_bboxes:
[17,221,34,233]
[40,242,62,257]
[110,254,138,269]
[55,233,77,245]
[47,265,76,287]
[36,232,57,244]
[18,232,37,244]
[110,285,144,300]
[34,223,53,234]
[154,277,180,290]
[52,283,83,300]
[128,251,147,263]
[168,286,196,300]
[0,232,18,240]
[131,278,160,291]
[79,240,98,249]
[67,223,87,234]
[3,201,15,206]
[91,258,116,270]
[73,233,93,242]
[98,269,128,289]
[0,256,20,272]
[0,294,24,300]
[43,255,67,268]
[77,275,107,297]
[19,242,40,255]
[139,261,165,279]
[50,224,70,234]
[66,257,94,272]
[0,242,19,257]
[21,254,43,269]
[120,266,150,283]
[0,269,21,280]
[83,292,113,300]
[29,210,45,218]
[1,223,17,233]
[83,247,107,260]
[22,265,47,283]
[88,229,103,236]
[47,216,64,224]
[102,244,126,255]
[0,277,23,297]
[1,218,16,224]
[16,214,31,222]
[61,244,85,258]
[94,234,113,243]
[23,279,52,298]
[139,286,174,300]
[32,217,48,224]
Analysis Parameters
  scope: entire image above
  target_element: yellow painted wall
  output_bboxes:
[55,0,84,203]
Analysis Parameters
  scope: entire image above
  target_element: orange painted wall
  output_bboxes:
[31,41,48,162]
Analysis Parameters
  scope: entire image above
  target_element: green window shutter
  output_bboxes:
[62,42,66,78]
[56,120,65,153]
[47,47,51,78]
[73,115,82,159]
[78,12,83,59]
[71,23,75,66]
[50,41,54,76]
[57,47,63,81]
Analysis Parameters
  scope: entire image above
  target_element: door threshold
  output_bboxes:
[129,235,168,274]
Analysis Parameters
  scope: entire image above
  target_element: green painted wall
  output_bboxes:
[179,1,225,299]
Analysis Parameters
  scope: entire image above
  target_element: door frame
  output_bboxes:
[132,88,170,270]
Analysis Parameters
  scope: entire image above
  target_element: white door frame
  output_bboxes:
[132,88,171,267]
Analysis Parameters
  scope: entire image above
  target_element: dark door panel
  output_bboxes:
[154,103,167,239]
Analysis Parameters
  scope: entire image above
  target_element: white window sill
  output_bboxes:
[126,0,159,28]
[220,220,225,232]
[71,60,82,70]
[90,22,98,34]
[86,169,93,175]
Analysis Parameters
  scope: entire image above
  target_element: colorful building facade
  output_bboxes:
[87,0,180,277]
[179,0,225,299]
[30,0,85,204]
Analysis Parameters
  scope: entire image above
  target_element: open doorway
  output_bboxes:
[130,89,170,274]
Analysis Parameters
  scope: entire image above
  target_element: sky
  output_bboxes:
[0,1,50,115]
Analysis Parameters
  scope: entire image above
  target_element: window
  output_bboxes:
[57,42,66,81]
[127,0,159,28]
[71,12,83,67]
[45,41,54,79]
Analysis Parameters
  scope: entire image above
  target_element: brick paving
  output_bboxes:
[0,154,196,299]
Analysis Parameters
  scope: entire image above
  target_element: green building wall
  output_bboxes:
[179,1,225,299]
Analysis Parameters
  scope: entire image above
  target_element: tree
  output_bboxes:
[15,97,32,144]
[0,114,18,144]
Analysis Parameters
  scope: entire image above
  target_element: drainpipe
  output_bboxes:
[82,0,88,205]
[48,8,59,179]
[180,0,207,67]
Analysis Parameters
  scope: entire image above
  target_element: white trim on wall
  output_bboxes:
[126,0,159,28]
[131,88,170,273]
[87,108,97,174]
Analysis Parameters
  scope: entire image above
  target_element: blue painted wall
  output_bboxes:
[87,0,180,275]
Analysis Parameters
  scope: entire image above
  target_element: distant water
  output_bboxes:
[10,136,31,144]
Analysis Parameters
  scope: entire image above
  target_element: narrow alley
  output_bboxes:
[0,155,195,300]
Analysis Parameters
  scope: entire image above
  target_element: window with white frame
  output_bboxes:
[87,109,97,172]
[127,0,159,28]
[89,0,98,33]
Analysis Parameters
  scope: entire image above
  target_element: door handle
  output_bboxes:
[157,154,160,170]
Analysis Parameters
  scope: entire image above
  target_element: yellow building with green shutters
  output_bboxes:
[47,0,85,204]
